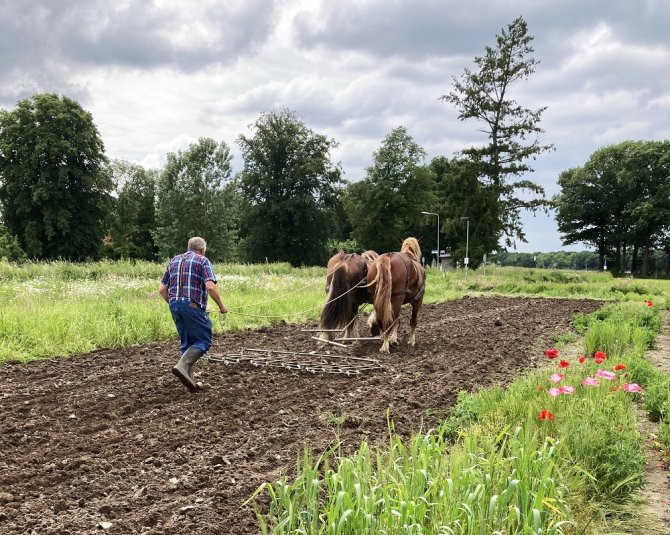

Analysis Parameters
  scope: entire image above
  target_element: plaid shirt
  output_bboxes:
[161,251,217,309]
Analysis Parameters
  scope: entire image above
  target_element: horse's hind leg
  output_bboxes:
[367,310,379,335]
[388,297,403,346]
[408,299,422,347]
[344,307,359,340]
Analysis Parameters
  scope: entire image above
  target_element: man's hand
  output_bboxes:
[219,304,228,314]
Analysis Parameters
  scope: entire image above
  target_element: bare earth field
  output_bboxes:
[0,296,603,534]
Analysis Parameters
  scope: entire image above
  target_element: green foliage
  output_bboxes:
[495,250,604,270]
[441,16,552,246]
[555,141,670,276]
[430,157,499,269]
[343,126,436,253]
[106,160,158,260]
[237,108,343,266]
[154,137,239,262]
[253,425,574,534]
[659,422,670,464]
[0,224,27,262]
[0,93,112,260]
[325,237,363,256]
[643,377,670,423]
[582,303,660,358]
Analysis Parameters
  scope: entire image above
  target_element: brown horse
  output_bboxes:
[366,237,425,352]
[318,250,379,342]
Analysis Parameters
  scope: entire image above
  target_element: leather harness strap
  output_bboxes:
[390,252,426,302]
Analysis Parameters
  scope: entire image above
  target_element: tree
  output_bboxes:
[0,224,27,262]
[107,160,158,260]
[441,16,553,246]
[237,109,343,266]
[619,141,670,275]
[343,127,436,254]
[554,166,614,270]
[155,138,239,261]
[554,141,670,275]
[430,157,499,269]
[0,93,112,260]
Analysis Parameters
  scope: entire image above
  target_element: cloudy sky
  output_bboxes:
[1,0,669,252]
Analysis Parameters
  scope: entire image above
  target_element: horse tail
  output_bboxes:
[373,255,393,330]
[319,262,351,331]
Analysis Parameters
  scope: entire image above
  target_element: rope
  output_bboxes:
[227,273,369,319]
[224,259,348,311]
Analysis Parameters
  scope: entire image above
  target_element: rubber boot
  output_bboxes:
[172,347,205,392]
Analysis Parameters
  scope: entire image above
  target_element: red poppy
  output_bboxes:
[578,356,586,364]
[545,348,559,359]
[594,351,607,364]
[538,409,554,422]
[645,300,653,307]
[614,363,626,371]
[558,359,570,369]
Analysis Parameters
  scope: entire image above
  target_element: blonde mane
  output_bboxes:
[400,237,421,260]
[361,250,379,263]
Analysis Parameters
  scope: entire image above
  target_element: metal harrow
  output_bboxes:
[205,348,383,375]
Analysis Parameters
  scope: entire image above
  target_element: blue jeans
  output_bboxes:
[169,299,212,355]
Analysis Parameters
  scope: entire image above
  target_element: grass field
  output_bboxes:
[3,259,670,533]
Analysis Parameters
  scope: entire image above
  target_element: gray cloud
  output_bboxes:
[2,0,668,252]
[292,1,669,62]
[0,0,277,106]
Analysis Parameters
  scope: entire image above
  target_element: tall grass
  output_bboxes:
[426,265,670,303]
[1,260,668,363]
[0,260,326,362]
[252,423,574,535]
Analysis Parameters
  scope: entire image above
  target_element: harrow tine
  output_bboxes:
[309,336,349,348]
[205,346,383,375]
[334,337,381,342]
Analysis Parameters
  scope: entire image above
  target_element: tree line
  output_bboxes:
[554,140,670,276]
[1,17,668,274]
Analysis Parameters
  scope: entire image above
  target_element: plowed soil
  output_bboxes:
[0,296,602,534]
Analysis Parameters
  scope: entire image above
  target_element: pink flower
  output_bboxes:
[596,370,616,381]
[578,356,586,364]
[582,377,600,387]
[547,387,562,398]
[538,409,554,421]
[548,373,564,384]
[559,385,575,395]
[545,348,559,359]
[558,359,570,369]
[622,383,643,393]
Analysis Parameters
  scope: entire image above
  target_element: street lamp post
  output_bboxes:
[461,217,470,276]
[421,211,440,269]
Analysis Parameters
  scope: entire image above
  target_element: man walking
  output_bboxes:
[159,237,228,391]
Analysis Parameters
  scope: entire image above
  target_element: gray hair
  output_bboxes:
[187,236,207,252]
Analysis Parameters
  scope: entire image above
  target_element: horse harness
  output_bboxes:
[390,252,426,302]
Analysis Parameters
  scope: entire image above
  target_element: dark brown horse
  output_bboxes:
[366,237,425,352]
[318,250,379,342]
